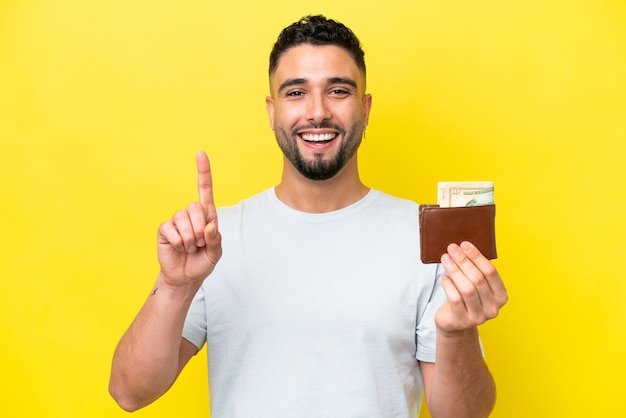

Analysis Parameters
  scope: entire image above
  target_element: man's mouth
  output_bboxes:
[300,132,338,144]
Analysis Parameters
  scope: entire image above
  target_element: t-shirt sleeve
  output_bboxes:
[182,284,208,350]
[415,263,448,363]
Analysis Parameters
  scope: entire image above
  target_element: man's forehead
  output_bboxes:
[269,44,365,90]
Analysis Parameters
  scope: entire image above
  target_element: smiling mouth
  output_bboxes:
[300,132,338,144]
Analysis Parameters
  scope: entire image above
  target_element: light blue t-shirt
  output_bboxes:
[183,188,447,418]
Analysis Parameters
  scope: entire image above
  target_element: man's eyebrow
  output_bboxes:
[328,77,357,89]
[278,78,307,94]
[277,77,358,94]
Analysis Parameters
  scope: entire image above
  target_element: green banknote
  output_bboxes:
[437,182,494,207]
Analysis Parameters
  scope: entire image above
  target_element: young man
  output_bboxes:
[109,15,508,418]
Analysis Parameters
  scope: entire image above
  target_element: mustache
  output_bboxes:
[291,121,346,137]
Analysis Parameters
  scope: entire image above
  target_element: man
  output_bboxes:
[109,15,508,418]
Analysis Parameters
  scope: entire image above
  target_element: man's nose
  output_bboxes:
[305,93,331,123]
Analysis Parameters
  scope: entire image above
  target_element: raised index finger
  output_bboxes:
[196,150,214,206]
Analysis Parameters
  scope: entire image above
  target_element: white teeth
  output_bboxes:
[301,133,336,142]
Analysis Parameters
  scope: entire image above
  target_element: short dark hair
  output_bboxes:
[269,15,366,77]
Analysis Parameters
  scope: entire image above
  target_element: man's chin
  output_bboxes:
[296,160,343,181]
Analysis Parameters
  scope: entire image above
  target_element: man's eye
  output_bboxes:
[287,91,304,97]
[330,89,349,96]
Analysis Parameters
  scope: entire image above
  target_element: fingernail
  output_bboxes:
[448,244,460,255]
[460,241,472,252]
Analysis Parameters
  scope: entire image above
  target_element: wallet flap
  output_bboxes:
[419,204,497,264]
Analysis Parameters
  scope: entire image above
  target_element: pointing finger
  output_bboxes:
[196,151,215,207]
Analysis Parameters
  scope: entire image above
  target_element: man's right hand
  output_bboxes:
[156,151,223,286]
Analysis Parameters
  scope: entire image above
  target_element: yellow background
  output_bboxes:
[1,0,624,417]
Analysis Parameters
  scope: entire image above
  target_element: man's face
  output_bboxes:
[266,44,372,181]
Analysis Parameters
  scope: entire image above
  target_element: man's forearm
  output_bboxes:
[427,327,496,418]
[109,274,201,411]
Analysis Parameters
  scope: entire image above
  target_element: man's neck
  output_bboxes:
[275,158,369,213]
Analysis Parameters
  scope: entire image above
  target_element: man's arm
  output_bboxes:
[108,277,201,411]
[109,151,222,411]
[421,241,507,418]
[420,330,495,418]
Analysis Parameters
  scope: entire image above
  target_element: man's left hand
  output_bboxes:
[436,241,508,333]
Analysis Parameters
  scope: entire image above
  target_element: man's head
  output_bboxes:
[269,15,366,84]
[266,16,371,182]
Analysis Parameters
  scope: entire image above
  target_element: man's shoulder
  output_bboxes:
[369,189,420,212]
[217,188,272,212]
[215,188,276,229]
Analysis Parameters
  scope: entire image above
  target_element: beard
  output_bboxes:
[274,120,365,181]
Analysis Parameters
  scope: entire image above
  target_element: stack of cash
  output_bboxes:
[437,182,494,208]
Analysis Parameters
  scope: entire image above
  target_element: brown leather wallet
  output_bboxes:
[419,204,497,264]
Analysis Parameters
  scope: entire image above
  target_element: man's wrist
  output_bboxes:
[154,272,203,299]
[436,326,480,345]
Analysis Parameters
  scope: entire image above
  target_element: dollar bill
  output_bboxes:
[437,182,494,207]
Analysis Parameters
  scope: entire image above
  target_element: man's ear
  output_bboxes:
[265,96,275,130]
[362,93,373,128]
